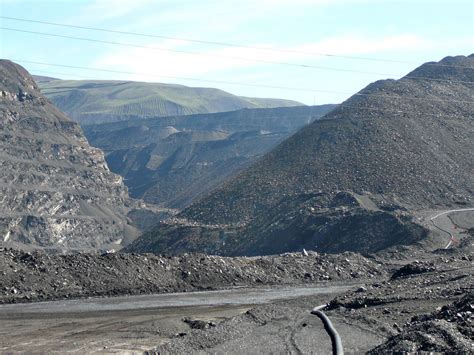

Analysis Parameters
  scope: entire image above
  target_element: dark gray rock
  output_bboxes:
[83,105,335,209]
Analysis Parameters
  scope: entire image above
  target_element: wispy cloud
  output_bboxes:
[92,33,442,81]
[292,34,435,56]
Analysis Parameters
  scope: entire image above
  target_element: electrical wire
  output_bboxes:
[25,71,473,123]
[1,15,472,68]
[9,59,368,95]
[0,27,400,76]
[2,27,474,85]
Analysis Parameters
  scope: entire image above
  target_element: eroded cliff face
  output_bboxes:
[0,60,139,250]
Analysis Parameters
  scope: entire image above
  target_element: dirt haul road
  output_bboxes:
[0,284,357,353]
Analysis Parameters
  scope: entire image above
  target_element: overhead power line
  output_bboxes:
[1,15,472,69]
[2,27,473,85]
[0,27,396,76]
[30,68,471,122]
[12,59,474,105]
[14,59,353,95]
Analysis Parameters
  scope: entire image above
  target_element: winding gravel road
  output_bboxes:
[429,208,474,248]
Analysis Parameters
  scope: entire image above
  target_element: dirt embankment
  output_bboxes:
[0,248,385,304]
[148,254,473,354]
[369,292,473,354]
[327,255,473,354]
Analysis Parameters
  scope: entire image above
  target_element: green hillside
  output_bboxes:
[38,79,302,125]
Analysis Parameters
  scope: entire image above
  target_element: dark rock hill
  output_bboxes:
[183,55,474,225]
[83,105,335,209]
[126,54,473,256]
[128,191,428,256]
[0,60,141,250]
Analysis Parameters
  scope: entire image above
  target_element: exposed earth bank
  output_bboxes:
[0,247,472,353]
[0,248,384,304]
[149,251,473,354]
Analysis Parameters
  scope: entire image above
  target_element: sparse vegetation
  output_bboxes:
[39,80,303,125]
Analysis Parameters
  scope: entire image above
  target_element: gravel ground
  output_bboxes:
[328,254,473,354]
[368,293,473,353]
[147,253,473,354]
[0,247,472,353]
[150,292,386,354]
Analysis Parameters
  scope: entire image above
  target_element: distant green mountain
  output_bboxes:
[38,79,303,125]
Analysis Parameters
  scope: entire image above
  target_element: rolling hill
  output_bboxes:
[126,54,474,256]
[38,79,303,125]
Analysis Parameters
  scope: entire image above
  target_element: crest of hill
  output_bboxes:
[31,75,59,83]
[180,54,474,225]
[38,79,303,125]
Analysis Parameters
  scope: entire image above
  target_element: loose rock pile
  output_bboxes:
[369,292,473,353]
[329,255,473,310]
[0,247,385,303]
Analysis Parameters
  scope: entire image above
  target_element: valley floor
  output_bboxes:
[150,252,473,354]
[0,254,471,354]
[0,285,352,353]
[0,209,472,353]
[0,249,472,354]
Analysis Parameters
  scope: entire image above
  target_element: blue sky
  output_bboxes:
[1,0,473,104]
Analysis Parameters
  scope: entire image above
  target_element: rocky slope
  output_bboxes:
[369,292,473,353]
[0,247,385,303]
[126,54,474,256]
[183,55,474,224]
[83,105,335,208]
[148,252,472,354]
[39,79,303,125]
[0,60,141,250]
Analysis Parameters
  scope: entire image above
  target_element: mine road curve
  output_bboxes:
[429,208,474,248]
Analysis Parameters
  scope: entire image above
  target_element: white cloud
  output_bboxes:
[92,33,439,81]
[291,33,435,56]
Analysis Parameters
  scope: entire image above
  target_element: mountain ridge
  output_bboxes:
[180,54,474,225]
[126,54,473,256]
[83,105,336,209]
